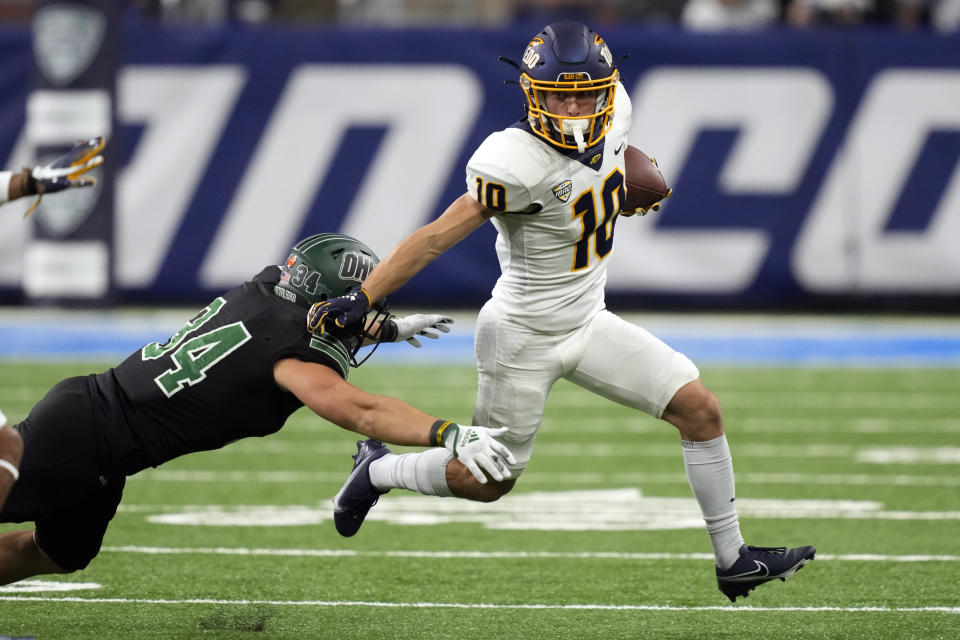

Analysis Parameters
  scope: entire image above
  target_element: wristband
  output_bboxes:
[428,420,456,447]
[19,167,37,196]
[0,408,6,425]
[378,318,398,343]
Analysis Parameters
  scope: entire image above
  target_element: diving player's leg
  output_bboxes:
[0,530,65,585]
[0,479,126,586]
[0,409,22,511]
[0,378,126,584]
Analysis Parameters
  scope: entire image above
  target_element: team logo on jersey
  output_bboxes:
[589,153,602,165]
[339,251,375,282]
[286,254,297,268]
[552,180,573,203]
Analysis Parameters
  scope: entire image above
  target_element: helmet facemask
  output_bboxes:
[350,300,392,368]
[522,70,618,153]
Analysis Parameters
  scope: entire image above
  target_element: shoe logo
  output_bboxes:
[614,142,625,155]
[729,560,769,579]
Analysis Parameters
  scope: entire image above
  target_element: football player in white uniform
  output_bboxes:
[320,22,814,601]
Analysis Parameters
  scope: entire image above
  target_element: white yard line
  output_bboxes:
[127,469,960,487]
[99,546,960,562]
[857,447,960,464]
[0,594,956,614]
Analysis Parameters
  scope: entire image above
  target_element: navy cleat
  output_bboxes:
[716,544,816,602]
[332,439,390,537]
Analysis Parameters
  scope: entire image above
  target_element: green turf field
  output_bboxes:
[1,362,958,639]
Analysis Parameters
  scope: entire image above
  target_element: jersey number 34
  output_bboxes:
[141,298,252,398]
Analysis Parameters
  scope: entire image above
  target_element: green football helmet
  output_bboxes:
[275,233,389,367]
[275,233,380,309]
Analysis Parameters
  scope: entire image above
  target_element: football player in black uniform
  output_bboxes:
[0,233,514,586]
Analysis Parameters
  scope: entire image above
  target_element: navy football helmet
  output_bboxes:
[517,22,619,153]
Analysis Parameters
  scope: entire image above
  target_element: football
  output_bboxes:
[622,145,670,214]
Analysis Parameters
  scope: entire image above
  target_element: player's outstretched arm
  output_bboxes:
[310,194,493,334]
[0,138,105,215]
[364,192,493,302]
[273,358,514,482]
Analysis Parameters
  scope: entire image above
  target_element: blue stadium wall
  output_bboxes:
[1,22,959,310]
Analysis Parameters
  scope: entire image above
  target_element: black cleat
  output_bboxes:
[716,544,816,602]
[332,439,390,537]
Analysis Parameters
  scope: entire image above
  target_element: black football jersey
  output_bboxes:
[99,266,355,471]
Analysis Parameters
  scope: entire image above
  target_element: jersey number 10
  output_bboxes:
[572,170,624,271]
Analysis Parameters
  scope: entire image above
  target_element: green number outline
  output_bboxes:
[154,322,252,398]
[142,297,227,360]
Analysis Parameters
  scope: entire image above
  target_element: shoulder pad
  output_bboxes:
[466,130,556,213]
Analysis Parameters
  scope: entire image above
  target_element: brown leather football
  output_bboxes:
[623,145,670,213]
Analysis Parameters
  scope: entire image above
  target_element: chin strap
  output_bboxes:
[570,126,586,153]
[558,120,588,153]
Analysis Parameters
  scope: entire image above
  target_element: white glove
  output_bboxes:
[442,424,516,483]
[388,314,453,348]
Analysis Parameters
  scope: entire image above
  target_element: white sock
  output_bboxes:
[368,448,454,497]
[681,435,745,569]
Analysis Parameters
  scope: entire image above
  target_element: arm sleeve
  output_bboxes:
[271,332,352,380]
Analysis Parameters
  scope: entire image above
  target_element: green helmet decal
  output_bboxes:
[275,233,379,308]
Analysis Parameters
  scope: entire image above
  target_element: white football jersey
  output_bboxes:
[465,83,632,332]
